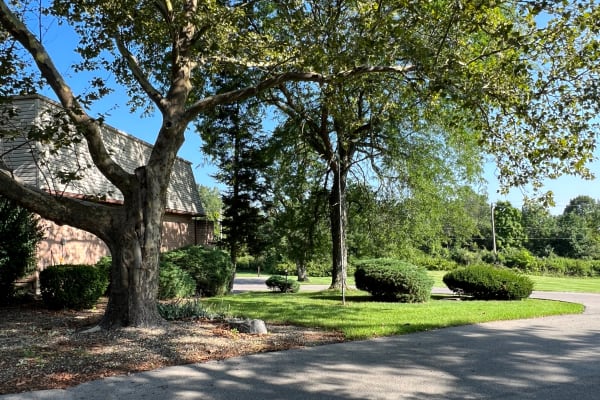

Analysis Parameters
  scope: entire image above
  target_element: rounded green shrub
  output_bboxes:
[502,248,536,270]
[158,261,196,300]
[40,264,108,310]
[354,259,434,303]
[443,265,533,300]
[161,246,234,297]
[265,275,300,293]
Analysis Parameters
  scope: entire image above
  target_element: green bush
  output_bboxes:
[0,197,44,304]
[306,260,333,277]
[40,264,108,310]
[354,259,434,303]
[274,261,296,275]
[450,248,481,266]
[410,254,459,271]
[235,255,255,272]
[265,275,300,293]
[443,265,533,300]
[522,256,600,277]
[161,246,234,297]
[502,248,536,270]
[158,261,196,300]
[157,298,226,321]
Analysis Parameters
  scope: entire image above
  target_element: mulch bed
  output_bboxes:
[0,297,344,395]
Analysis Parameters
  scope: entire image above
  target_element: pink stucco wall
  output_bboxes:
[36,215,214,270]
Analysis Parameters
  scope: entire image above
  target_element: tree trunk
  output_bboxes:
[297,259,308,282]
[329,166,348,289]
[100,167,166,329]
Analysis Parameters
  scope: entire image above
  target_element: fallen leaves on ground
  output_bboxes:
[0,298,344,395]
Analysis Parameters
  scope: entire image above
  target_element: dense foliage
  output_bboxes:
[0,196,44,303]
[40,264,108,310]
[158,262,196,300]
[157,299,225,321]
[443,266,533,300]
[354,259,433,303]
[161,246,235,297]
[265,275,300,293]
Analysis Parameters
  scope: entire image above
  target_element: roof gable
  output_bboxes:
[0,95,204,216]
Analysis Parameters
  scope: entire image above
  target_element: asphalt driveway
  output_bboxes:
[2,282,599,400]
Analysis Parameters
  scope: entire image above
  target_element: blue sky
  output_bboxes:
[31,11,600,216]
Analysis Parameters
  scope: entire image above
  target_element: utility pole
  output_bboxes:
[337,159,346,305]
[491,203,497,255]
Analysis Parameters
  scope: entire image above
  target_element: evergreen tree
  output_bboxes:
[0,196,44,303]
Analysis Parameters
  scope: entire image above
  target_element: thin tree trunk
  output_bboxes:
[297,258,308,282]
[329,166,348,289]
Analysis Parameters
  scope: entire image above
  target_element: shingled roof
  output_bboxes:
[0,95,204,216]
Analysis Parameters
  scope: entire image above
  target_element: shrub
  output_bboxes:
[158,261,196,300]
[0,197,44,304]
[443,265,533,300]
[157,298,226,321]
[306,260,331,277]
[410,254,459,271]
[161,246,234,297]
[450,248,481,265]
[502,248,536,270]
[40,264,108,310]
[274,261,296,275]
[354,259,433,303]
[265,275,300,293]
[235,255,255,272]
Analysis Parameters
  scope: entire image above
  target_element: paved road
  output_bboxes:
[2,279,599,399]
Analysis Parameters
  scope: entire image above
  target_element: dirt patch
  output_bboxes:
[0,298,344,395]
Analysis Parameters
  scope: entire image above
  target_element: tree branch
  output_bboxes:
[183,64,415,123]
[0,171,116,241]
[0,1,134,190]
[114,35,167,112]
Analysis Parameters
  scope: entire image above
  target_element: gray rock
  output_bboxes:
[227,318,268,334]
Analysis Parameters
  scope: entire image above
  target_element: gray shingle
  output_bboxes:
[0,95,204,216]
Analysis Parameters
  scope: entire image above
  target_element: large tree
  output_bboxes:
[0,1,420,328]
[264,1,600,287]
[197,78,271,272]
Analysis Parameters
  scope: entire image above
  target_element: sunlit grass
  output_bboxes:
[238,270,600,293]
[206,290,583,340]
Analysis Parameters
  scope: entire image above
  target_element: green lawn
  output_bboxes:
[206,289,583,340]
[238,270,600,293]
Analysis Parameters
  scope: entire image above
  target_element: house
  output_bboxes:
[0,94,213,271]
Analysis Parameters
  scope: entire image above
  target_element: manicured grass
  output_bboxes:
[427,270,600,293]
[527,275,600,293]
[206,290,583,340]
[238,270,600,293]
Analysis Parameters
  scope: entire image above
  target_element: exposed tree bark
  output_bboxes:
[296,259,308,282]
[100,166,168,328]
[328,160,349,290]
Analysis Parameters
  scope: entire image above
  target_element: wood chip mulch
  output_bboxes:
[0,298,345,395]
